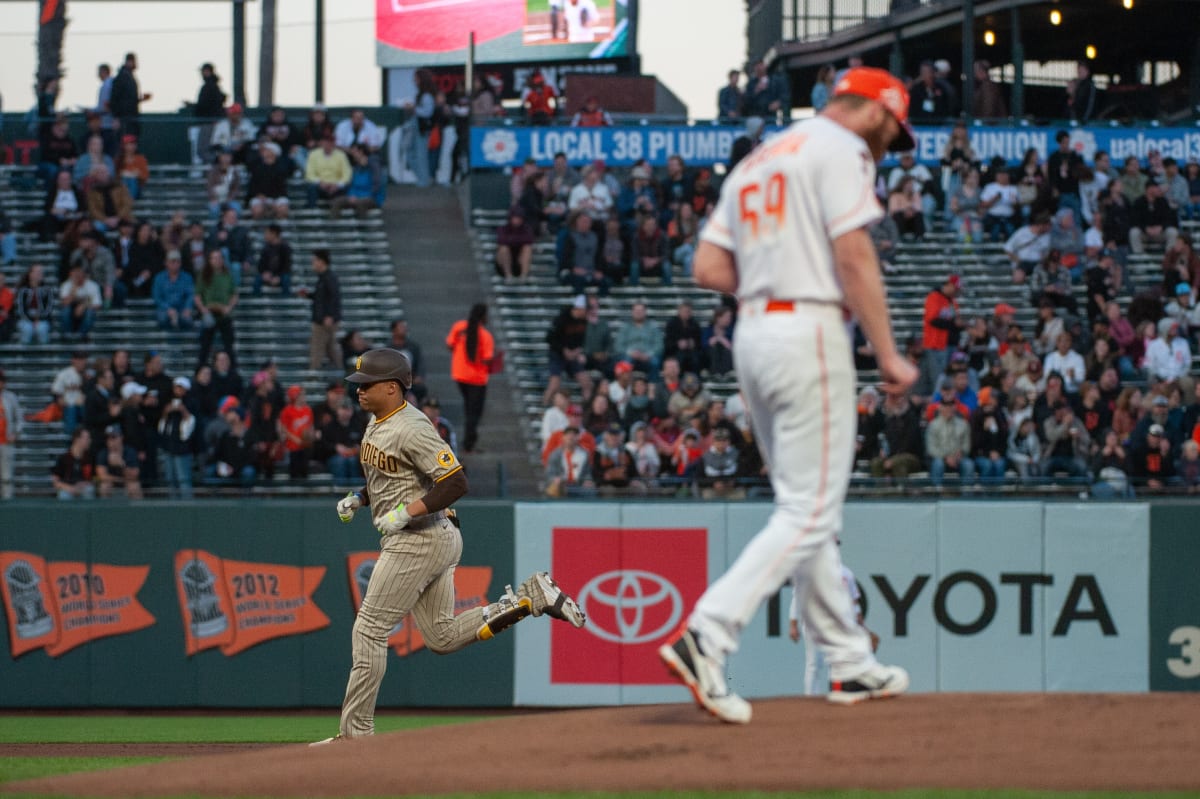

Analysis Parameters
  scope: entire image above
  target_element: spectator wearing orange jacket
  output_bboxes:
[446,303,494,453]
[919,274,964,397]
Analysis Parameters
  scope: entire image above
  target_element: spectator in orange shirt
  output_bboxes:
[446,303,495,453]
[278,384,315,479]
[918,274,964,397]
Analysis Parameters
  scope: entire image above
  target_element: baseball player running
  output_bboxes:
[314,348,586,744]
[658,67,919,723]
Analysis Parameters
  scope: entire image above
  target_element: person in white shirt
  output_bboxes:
[1004,213,1052,283]
[1042,332,1087,394]
[0,369,22,500]
[981,169,1019,241]
[1145,318,1193,384]
[58,265,102,343]
[208,103,258,163]
[540,389,570,449]
[624,420,660,483]
[51,350,90,435]
[567,165,613,223]
[886,151,936,231]
[335,109,385,196]
[1164,282,1200,342]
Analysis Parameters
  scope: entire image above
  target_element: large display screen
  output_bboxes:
[376,0,632,68]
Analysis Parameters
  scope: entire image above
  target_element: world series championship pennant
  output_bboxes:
[0,551,156,659]
[175,550,329,656]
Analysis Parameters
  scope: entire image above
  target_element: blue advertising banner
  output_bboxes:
[471,124,1200,169]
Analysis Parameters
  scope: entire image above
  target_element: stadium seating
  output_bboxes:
[469,199,1200,494]
[0,165,403,497]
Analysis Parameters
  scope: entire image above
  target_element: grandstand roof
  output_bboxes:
[756,0,1200,121]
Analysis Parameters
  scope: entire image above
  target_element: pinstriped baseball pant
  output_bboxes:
[339,518,487,737]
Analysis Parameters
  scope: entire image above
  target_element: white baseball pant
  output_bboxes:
[690,301,876,682]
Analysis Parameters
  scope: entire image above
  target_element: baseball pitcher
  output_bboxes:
[659,68,919,723]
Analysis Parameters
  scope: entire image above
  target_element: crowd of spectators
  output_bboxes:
[520,117,1200,498]
[0,56,412,497]
[537,289,756,499]
[34,347,369,500]
[493,152,718,296]
[2,55,377,365]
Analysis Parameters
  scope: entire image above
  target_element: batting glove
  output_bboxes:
[378,504,411,535]
[336,492,363,523]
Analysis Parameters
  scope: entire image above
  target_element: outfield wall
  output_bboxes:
[1,501,1196,707]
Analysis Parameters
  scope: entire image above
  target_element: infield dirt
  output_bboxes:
[7,694,1200,796]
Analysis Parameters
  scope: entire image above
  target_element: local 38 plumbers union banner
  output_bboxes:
[471,124,1200,169]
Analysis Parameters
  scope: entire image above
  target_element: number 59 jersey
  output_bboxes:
[700,116,883,304]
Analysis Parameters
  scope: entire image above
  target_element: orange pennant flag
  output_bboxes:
[43,563,155,657]
[218,560,329,656]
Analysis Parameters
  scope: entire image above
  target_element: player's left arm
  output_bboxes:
[408,469,467,518]
[693,241,738,294]
[404,422,469,518]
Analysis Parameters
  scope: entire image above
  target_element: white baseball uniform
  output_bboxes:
[790,563,860,695]
[689,116,883,682]
[562,0,598,42]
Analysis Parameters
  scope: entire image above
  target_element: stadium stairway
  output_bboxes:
[380,184,541,498]
[0,164,403,497]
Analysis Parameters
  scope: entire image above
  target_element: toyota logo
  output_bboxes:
[577,570,683,644]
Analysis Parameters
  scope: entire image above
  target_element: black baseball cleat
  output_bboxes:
[658,628,751,724]
[517,571,586,628]
[827,663,910,705]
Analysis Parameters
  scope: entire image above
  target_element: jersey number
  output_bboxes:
[738,172,786,239]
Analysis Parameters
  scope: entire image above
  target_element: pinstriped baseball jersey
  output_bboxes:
[360,401,461,529]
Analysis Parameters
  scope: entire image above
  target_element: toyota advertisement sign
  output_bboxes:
[513,502,1150,707]
[549,526,707,685]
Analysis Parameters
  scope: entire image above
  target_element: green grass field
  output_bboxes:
[1,716,1197,799]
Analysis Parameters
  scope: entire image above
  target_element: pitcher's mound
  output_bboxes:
[11,694,1200,796]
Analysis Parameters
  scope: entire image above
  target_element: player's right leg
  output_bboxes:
[329,535,431,741]
[411,518,544,648]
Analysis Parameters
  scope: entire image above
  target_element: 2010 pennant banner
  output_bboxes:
[0,551,155,659]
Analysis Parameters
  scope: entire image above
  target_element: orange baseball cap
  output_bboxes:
[832,67,916,152]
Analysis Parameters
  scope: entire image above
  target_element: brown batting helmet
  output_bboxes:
[345,348,412,389]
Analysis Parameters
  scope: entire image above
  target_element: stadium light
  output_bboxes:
[1122,0,1133,9]
[984,30,996,46]
[1049,8,1062,25]
[1086,45,1097,59]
